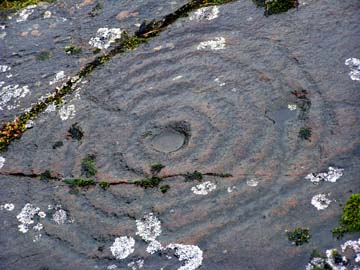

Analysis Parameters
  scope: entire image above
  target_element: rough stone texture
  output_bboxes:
[0,0,360,269]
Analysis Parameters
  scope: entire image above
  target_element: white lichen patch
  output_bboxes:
[172,75,183,81]
[0,203,14,211]
[33,223,43,231]
[305,167,344,184]
[311,194,331,210]
[341,238,360,263]
[0,84,30,110]
[214,78,226,86]
[345,58,360,81]
[49,71,66,85]
[127,259,144,270]
[45,102,57,113]
[325,249,348,270]
[305,238,360,270]
[16,5,37,22]
[107,265,118,270]
[0,65,11,73]
[16,203,40,233]
[146,240,163,254]
[306,257,329,270]
[197,37,226,51]
[59,104,76,120]
[189,6,219,21]
[52,209,67,224]
[0,156,5,169]
[191,181,217,195]
[38,211,46,218]
[166,244,203,270]
[288,104,297,110]
[43,11,52,19]
[110,236,135,260]
[227,186,237,193]
[89,28,122,49]
[136,212,162,242]
[25,120,35,129]
[246,178,258,187]
[32,234,42,242]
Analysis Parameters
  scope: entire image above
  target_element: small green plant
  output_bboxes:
[332,193,360,238]
[99,181,110,189]
[65,45,82,55]
[81,155,97,178]
[52,141,63,149]
[299,126,312,141]
[265,0,297,16]
[64,178,95,187]
[184,171,203,182]
[151,163,165,175]
[286,227,311,246]
[36,51,51,61]
[160,185,170,193]
[68,123,83,141]
[134,176,163,188]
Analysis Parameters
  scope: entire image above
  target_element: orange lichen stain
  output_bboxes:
[78,0,93,8]
[116,10,138,21]
[31,30,41,36]
[271,196,299,217]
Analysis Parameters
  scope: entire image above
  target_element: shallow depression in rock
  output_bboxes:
[150,129,186,153]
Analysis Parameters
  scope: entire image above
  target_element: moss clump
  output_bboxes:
[265,0,297,16]
[0,0,54,11]
[81,155,97,178]
[99,181,110,189]
[36,51,51,61]
[65,45,82,55]
[52,141,63,149]
[134,176,163,188]
[123,36,148,50]
[299,126,312,141]
[151,163,165,175]
[160,185,170,193]
[0,118,25,151]
[40,170,53,180]
[68,123,83,141]
[286,227,311,246]
[64,178,95,187]
[184,171,203,182]
[332,193,360,238]
[92,48,101,54]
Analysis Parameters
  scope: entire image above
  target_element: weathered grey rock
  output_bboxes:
[0,0,359,269]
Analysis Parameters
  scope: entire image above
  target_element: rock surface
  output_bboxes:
[0,0,359,269]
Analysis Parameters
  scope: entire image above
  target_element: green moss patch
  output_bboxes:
[265,0,298,16]
[65,45,82,55]
[151,163,165,175]
[299,126,312,141]
[286,227,311,246]
[332,193,360,238]
[184,171,203,181]
[0,0,54,11]
[134,176,163,188]
[99,181,110,189]
[81,155,97,178]
[160,184,170,193]
[64,178,95,187]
